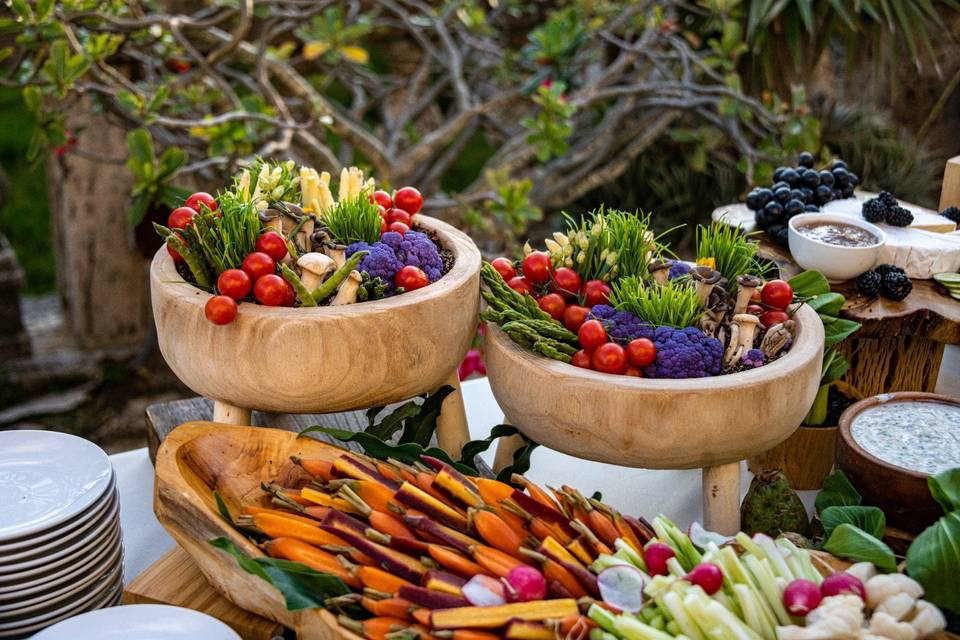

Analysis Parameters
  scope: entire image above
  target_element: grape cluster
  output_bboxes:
[745,152,859,247]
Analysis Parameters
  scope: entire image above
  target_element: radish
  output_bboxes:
[503,566,547,602]
[684,563,723,595]
[783,579,822,616]
[597,565,646,613]
[644,542,676,576]
[820,572,865,599]
[688,522,735,549]
[462,574,506,606]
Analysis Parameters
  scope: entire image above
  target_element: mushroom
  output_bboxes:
[734,274,762,315]
[723,322,742,366]
[323,243,347,269]
[733,313,761,353]
[699,313,719,336]
[708,285,729,322]
[649,259,672,285]
[691,266,722,306]
[760,319,795,358]
[259,208,283,234]
[331,270,362,305]
[280,202,305,237]
[297,253,336,293]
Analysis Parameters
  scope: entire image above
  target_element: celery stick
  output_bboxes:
[593,553,633,573]
[589,604,620,634]
[649,615,665,630]
[591,629,617,640]
[640,606,658,623]
[756,536,793,580]
[777,539,822,584]
[735,533,765,561]
[733,584,774,640]
[616,539,647,570]
[614,615,679,640]
[662,591,707,640]
[666,621,681,636]
[645,575,676,599]
[655,515,702,568]
[704,600,763,640]
[667,557,686,577]
[743,556,791,625]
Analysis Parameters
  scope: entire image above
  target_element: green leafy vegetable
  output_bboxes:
[906,510,960,614]
[214,491,234,525]
[398,386,455,446]
[323,191,381,245]
[459,424,520,465]
[815,470,861,512]
[788,270,830,297]
[928,468,960,513]
[820,505,886,540]
[822,524,897,572]
[610,276,705,328]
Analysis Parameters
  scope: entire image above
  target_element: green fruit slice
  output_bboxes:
[934,272,960,285]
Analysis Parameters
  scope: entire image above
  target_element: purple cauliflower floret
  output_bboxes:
[668,261,692,280]
[347,241,403,293]
[588,305,655,344]
[394,230,443,282]
[643,326,723,378]
[742,348,765,368]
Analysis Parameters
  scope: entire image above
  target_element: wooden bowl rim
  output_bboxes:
[150,214,481,317]
[485,302,823,391]
[838,391,960,480]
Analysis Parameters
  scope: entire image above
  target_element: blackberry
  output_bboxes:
[881,272,913,301]
[874,263,905,278]
[878,191,898,209]
[885,205,914,227]
[798,151,815,168]
[825,385,856,426]
[940,206,960,224]
[855,270,882,297]
[862,198,887,223]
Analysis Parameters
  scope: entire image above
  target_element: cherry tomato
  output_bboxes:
[184,192,217,213]
[562,305,590,332]
[387,208,412,227]
[217,268,252,301]
[507,276,534,296]
[167,206,196,230]
[205,295,238,325]
[552,267,582,298]
[592,342,627,374]
[521,251,553,284]
[578,319,608,350]
[537,293,566,321]
[282,280,296,306]
[624,365,643,377]
[626,338,657,367]
[380,218,388,234]
[242,252,276,282]
[582,280,612,307]
[394,186,423,214]
[746,304,764,316]
[255,231,289,262]
[760,280,793,311]
[396,265,429,291]
[388,221,410,235]
[166,234,184,263]
[571,350,592,369]
[373,190,393,209]
[253,274,288,306]
[760,310,790,328]
[491,257,517,281]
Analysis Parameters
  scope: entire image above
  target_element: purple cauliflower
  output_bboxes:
[588,305,654,344]
[347,241,403,293]
[742,348,765,368]
[667,261,692,280]
[394,231,444,282]
[643,326,723,378]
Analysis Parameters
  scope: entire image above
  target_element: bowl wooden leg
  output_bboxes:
[702,462,741,535]
[435,372,470,456]
[212,400,253,426]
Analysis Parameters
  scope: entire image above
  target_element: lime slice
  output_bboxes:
[934,272,960,285]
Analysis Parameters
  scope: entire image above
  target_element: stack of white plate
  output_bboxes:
[0,431,123,638]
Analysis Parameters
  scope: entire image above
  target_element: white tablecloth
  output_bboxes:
[114,377,815,583]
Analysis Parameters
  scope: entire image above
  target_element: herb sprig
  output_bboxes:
[610,276,705,328]
[695,221,771,287]
[560,207,666,282]
[323,190,381,245]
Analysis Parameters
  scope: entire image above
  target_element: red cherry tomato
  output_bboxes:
[562,305,590,332]
[373,190,393,210]
[760,310,790,328]
[387,208,412,227]
[395,265,429,291]
[760,280,793,311]
[204,295,238,325]
[253,274,288,306]
[507,276,534,296]
[282,280,296,306]
[184,192,217,213]
[746,304,764,316]
[255,231,289,262]
[537,293,566,321]
[491,257,517,281]
[551,267,582,298]
[571,350,592,369]
[626,338,657,367]
[582,280,612,307]
[167,206,196,230]
[388,221,410,236]
[166,234,184,263]
[380,218,388,234]
[242,252,276,282]
[578,319,608,350]
[592,342,627,374]
[521,251,553,284]
[625,365,643,377]
[217,269,252,301]
[394,186,423,214]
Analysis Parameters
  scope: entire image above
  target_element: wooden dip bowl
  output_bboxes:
[837,392,960,533]
[151,215,481,421]
[484,303,824,533]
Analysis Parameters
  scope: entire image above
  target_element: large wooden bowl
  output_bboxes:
[484,304,824,469]
[151,216,481,414]
[154,422,362,640]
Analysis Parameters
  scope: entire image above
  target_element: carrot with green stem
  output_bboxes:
[337,615,409,640]
[262,538,360,588]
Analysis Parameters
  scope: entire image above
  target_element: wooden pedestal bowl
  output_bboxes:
[484,303,824,533]
[154,422,363,640]
[151,215,481,422]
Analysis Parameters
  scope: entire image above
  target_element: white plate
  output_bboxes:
[31,604,242,640]
[0,579,123,638]
[0,559,122,616]
[0,431,113,540]
[0,517,120,581]
[0,477,116,554]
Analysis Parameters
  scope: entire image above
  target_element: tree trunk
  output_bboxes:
[47,107,151,351]
[0,233,31,359]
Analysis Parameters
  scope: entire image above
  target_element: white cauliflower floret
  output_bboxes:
[908,600,947,638]
[777,595,865,640]
[847,562,878,584]
[876,593,917,621]
[869,612,918,640]
[865,574,923,609]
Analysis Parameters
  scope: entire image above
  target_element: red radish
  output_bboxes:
[491,258,517,281]
[507,276,534,296]
[217,269,252,301]
[746,304,764,316]
[373,190,393,209]
[571,350,592,369]
[685,563,723,595]
[204,295,237,325]
[256,232,288,262]
[167,206,196,230]
[242,252,276,281]
[394,187,423,214]
[462,575,506,607]
[783,579,822,616]
[388,221,410,236]
[597,565,646,613]
[521,252,552,284]
[819,573,865,599]
[503,566,547,602]
[184,192,217,213]
[563,305,590,332]
[582,280,611,306]
[643,542,675,577]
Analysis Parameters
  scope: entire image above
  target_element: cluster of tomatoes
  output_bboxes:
[165,191,218,264]
[751,279,794,328]
[373,186,423,236]
[574,321,657,375]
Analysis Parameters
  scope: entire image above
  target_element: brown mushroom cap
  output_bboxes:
[259,208,281,223]
[692,266,722,285]
[737,274,763,288]
[732,313,761,327]
[649,258,672,272]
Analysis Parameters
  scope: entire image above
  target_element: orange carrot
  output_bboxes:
[613,513,643,553]
[300,486,361,513]
[293,457,335,481]
[587,510,619,547]
[415,471,449,503]
[558,614,596,636]
[349,616,410,640]
[356,566,413,593]
[280,489,313,506]
[428,545,488,578]
[248,511,347,547]
[361,596,414,620]
[411,608,433,626]
[475,478,515,506]
[472,545,525,578]
[242,505,319,526]
[543,559,587,598]
[448,631,501,640]
[351,480,397,513]
[411,623,439,640]
[375,461,403,483]
[303,505,331,521]
[370,511,416,540]
[263,538,360,588]
[471,509,524,557]
[512,475,560,511]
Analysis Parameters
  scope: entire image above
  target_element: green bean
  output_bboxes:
[312,250,368,303]
[279,264,316,306]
